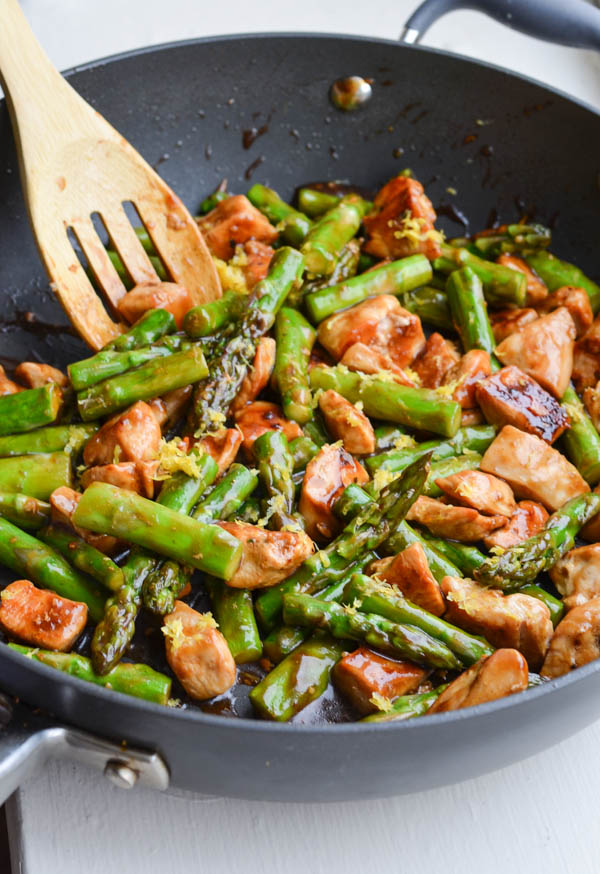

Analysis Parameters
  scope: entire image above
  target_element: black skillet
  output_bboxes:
[0,0,599,803]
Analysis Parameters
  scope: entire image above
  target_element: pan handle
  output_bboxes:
[401,0,600,51]
[0,693,169,804]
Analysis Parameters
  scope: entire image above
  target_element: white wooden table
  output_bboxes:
[6,2,600,872]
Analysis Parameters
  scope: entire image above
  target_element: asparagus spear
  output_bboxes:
[305,255,432,322]
[69,335,190,391]
[473,492,600,589]
[282,593,461,669]
[0,517,105,621]
[255,453,431,630]
[366,424,496,474]
[560,384,600,485]
[361,687,447,723]
[342,574,492,665]
[301,194,368,277]
[193,246,304,434]
[273,308,316,424]
[247,183,312,247]
[310,365,461,438]
[198,187,229,214]
[38,525,124,592]
[183,290,247,338]
[292,240,361,308]
[253,431,297,530]
[446,266,496,356]
[519,584,565,626]
[297,188,342,217]
[373,424,409,452]
[77,346,208,421]
[425,453,482,497]
[0,424,96,458]
[9,644,171,706]
[0,384,62,436]
[397,286,453,332]
[289,436,319,472]
[205,579,262,664]
[434,243,527,307]
[333,483,376,522]
[525,251,600,314]
[0,452,72,500]
[105,249,168,286]
[302,414,330,448]
[469,223,551,259]
[191,464,259,523]
[156,452,220,515]
[419,530,486,575]
[249,635,346,721]
[103,308,176,352]
[0,492,50,530]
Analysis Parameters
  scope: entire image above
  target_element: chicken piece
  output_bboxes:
[196,428,242,475]
[80,460,158,498]
[461,408,485,427]
[149,385,193,430]
[318,390,375,455]
[490,308,538,343]
[369,543,446,616]
[317,295,425,369]
[441,576,552,669]
[14,362,68,388]
[541,598,600,678]
[339,343,417,385]
[0,579,87,652]
[299,443,369,541]
[428,649,528,713]
[163,600,236,700]
[444,349,491,408]
[406,495,506,543]
[230,337,276,416]
[217,521,313,589]
[363,176,442,261]
[435,469,516,517]
[537,286,593,338]
[497,254,548,305]
[0,365,22,396]
[332,647,427,715]
[549,544,600,610]
[583,382,600,433]
[578,313,600,355]
[234,401,303,454]
[495,308,576,399]
[197,194,278,261]
[239,240,274,289]
[572,342,600,393]
[413,333,460,389]
[83,401,161,467]
[480,425,589,511]
[50,486,121,555]
[117,281,194,329]
[475,366,569,444]
[482,500,549,550]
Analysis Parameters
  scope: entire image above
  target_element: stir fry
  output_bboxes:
[1,171,600,724]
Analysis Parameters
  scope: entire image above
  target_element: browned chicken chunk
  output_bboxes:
[196,428,242,475]
[572,342,600,393]
[239,240,275,289]
[369,543,446,616]
[230,336,276,416]
[577,313,600,355]
[435,469,516,517]
[363,176,442,261]
[475,366,569,443]
[339,344,417,385]
[148,385,193,429]
[0,365,22,396]
[333,647,427,715]
[549,544,600,610]
[444,349,491,408]
[50,486,120,555]
[217,521,313,589]
[318,390,375,455]
[583,382,600,432]
[197,194,278,261]
[406,496,507,542]
[299,443,368,541]
[497,254,548,305]
[490,308,538,343]
[482,500,549,550]
[14,362,68,388]
[537,285,593,338]
[480,425,589,511]
[413,332,460,389]
[0,579,87,652]
[441,576,552,669]
[428,649,528,713]
[80,460,158,498]
[541,598,600,678]
[495,308,576,399]
[117,281,194,329]
[461,408,485,427]
[163,600,236,700]
[83,401,161,467]
[234,401,303,454]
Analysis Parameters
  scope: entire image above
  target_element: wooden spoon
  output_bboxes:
[0,0,221,349]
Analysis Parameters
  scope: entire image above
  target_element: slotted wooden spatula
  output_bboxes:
[0,0,221,350]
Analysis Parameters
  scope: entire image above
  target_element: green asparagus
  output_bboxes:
[69,335,190,391]
[0,424,96,458]
[525,251,600,314]
[361,687,447,722]
[0,452,72,500]
[560,384,600,485]
[247,183,312,247]
[39,525,124,592]
[105,308,175,352]
[0,384,62,436]
[434,243,527,307]
[301,195,368,277]
[253,431,297,530]
[205,578,262,664]
[273,307,316,424]
[183,290,247,338]
[446,266,496,356]
[0,492,50,530]
[367,424,496,474]
[397,286,453,332]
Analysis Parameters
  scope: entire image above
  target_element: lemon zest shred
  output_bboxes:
[370,693,394,713]
[154,438,206,481]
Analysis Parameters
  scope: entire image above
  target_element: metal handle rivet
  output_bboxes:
[104,760,139,789]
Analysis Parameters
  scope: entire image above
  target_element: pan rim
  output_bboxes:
[1,32,599,736]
